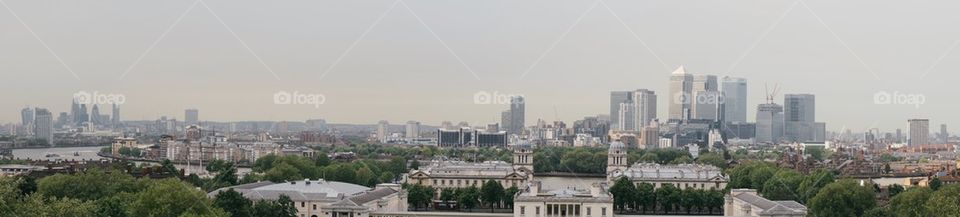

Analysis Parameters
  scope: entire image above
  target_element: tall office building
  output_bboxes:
[690,91,723,121]
[617,102,635,131]
[896,129,903,143]
[91,105,102,125]
[940,124,948,143]
[185,109,199,125]
[668,66,693,120]
[909,119,929,146]
[508,96,525,135]
[755,103,784,144]
[610,91,633,130]
[721,77,748,123]
[77,104,89,124]
[405,121,421,139]
[111,104,121,128]
[633,89,657,129]
[376,120,390,143]
[692,74,718,93]
[33,108,53,145]
[784,94,816,142]
[20,107,33,126]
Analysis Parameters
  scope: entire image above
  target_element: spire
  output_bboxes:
[672,65,687,74]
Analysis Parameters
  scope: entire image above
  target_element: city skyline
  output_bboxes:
[1,0,956,131]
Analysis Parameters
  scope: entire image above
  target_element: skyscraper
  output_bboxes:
[20,107,33,126]
[406,121,421,139]
[690,91,723,121]
[909,119,929,146]
[609,91,633,130]
[185,109,199,125]
[940,124,948,143]
[756,103,784,144]
[668,66,693,120]
[721,77,748,123]
[33,108,53,145]
[617,102,635,131]
[633,89,657,129]
[376,120,390,143]
[78,104,89,124]
[784,94,816,142]
[90,105,101,125]
[508,96,525,135]
[111,104,121,128]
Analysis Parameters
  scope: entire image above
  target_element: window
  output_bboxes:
[587,207,591,215]
[520,206,525,215]
[313,204,317,210]
[301,202,306,207]
[535,207,540,215]
[601,208,606,216]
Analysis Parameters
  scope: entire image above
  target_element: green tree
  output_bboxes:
[926,184,960,217]
[798,169,835,203]
[355,167,375,187]
[315,154,331,167]
[761,169,802,201]
[457,186,480,211]
[808,180,876,217]
[214,188,253,217]
[37,169,140,201]
[503,186,519,209]
[609,177,636,212]
[95,193,134,217]
[635,182,655,214]
[888,184,905,197]
[655,184,680,214]
[128,179,227,217]
[16,194,98,217]
[481,180,505,211]
[679,188,703,214]
[929,177,943,191]
[250,195,297,217]
[889,187,932,217]
[639,153,659,163]
[264,162,302,182]
[696,152,726,169]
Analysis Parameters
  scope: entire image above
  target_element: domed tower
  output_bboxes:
[607,141,628,181]
[513,141,534,179]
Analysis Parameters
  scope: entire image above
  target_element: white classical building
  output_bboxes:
[209,180,407,217]
[725,189,807,217]
[607,144,727,190]
[406,145,534,189]
[514,181,614,217]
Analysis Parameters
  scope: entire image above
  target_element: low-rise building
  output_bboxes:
[610,162,727,190]
[513,181,613,217]
[209,180,407,217]
[725,189,806,217]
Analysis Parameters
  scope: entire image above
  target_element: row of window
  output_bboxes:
[519,204,607,217]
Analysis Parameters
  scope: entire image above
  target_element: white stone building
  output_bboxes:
[725,189,806,217]
[513,181,614,217]
[209,180,407,217]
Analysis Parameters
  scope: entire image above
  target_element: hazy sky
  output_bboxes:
[1,0,957,132]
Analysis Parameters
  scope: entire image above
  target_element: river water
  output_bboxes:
[10,146,251,176]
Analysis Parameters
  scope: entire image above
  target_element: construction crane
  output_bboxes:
[765,83,781,104]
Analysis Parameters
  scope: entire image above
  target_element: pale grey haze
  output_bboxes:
[1,0,957,131]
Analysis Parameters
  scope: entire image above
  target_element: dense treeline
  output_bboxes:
[865,178,960,217]
[533,146,712,174]
[247,154,408,187]
[726,161,835,203]
[0,169,297,217]
[608,177,724,214]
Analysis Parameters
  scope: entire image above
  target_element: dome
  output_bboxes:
[609,141,626,150]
